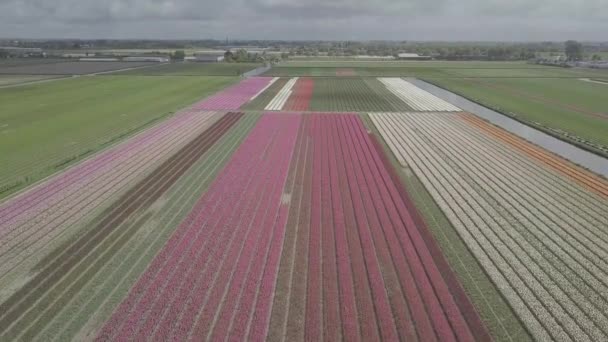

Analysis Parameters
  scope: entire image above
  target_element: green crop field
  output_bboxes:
[118,62,262,76]
[309,77,414,111]
[0,75,236,198]
[426,77,608,153]
[281,60,543,68]
[266,60,608,78]
[265,66,455,77]
[0,75,62,86]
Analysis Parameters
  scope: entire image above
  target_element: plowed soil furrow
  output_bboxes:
[0,113,242,335]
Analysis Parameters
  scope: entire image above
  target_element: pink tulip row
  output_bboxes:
[0,113,222,279]
[96,113,300,341]
[192,77,276,110]
[0,107,215,230]
[269,113,481,341]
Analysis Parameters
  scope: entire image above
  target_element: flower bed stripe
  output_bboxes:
[459,112,608,198]
[193,77,275,110]
[0,113,243,339]
[371,111,608,341]
[283,77,314,111]
[379,78,461,112]
[268,113,482,341]
[95,113,300,341]
[265,77,299,111]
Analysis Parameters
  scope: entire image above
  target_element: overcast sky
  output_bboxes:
[1,0,607,41]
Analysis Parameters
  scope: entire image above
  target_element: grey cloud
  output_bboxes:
[0,0,607,40]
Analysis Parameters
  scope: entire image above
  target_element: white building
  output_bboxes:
[195,51,226,62]
[397,53,432,60]
[123,56,170,63]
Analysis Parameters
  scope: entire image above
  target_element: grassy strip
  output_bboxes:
[0,75,238,200]
[0,75,61,86]
[359,113,532,342]
[117,63,262,76]
[30,113,260,341]
[264,67,454,77]
[422,78,608,158]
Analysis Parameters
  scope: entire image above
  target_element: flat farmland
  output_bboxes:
[118,62,263,76]
[427,77,608,154]
[0,59,67,69]
[235,77,459,112]
[265,66,455,77]
[281,60,547,68]
[372,111,608,341]
[0,75,63,87]
[265,60,603,78]
[0,61,158,75]
[0,75,236,198]
[1,72,608,342]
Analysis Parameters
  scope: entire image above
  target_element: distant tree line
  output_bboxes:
[1,38,606,62]
[224,49,280,63]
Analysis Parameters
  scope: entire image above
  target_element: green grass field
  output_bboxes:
[266,60,608,78]
[309,78,414,111]
[427,77,608,153]
[281,60,543,68]
[0,75,62,86]
[118,62,262,76]
[0,75,236,199]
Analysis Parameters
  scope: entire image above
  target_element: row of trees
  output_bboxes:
[223,49,283,63]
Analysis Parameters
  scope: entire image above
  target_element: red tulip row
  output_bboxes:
[283,77,314,111]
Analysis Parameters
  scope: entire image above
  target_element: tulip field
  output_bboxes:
[1,72,607,341]
[371,111,608,341]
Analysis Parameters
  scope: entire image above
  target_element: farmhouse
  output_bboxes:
[0,46,45,57]
[397,53,432,60]
[123,56,170,63]
[195,50,226,62]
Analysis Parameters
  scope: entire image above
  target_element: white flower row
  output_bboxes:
[265,78,298,111]
[250,77,279,101]
[385,114,586,341]
[378,79,460,112]
[403,113,608,339]
[370,112,553,341]
[370,112,608,341]
[440,115,608,246]
[444,114,608,219]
